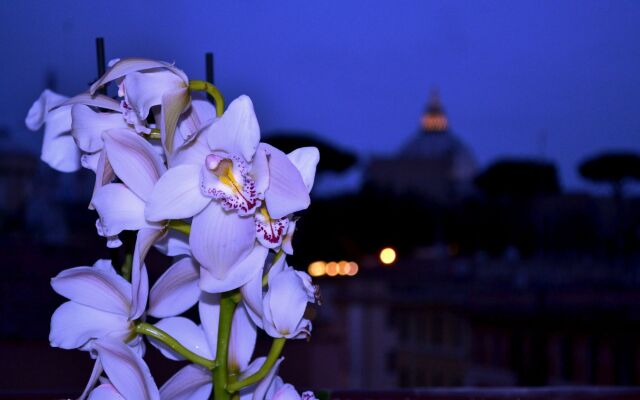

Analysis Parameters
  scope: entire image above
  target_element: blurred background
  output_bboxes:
[2,0,640,396]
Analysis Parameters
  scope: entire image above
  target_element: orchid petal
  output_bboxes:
[281,219,297,255]
[206,95,260,162]
[72,104,127,152]
[90,58,188,94]
[88,383,125,400]
[266,255,287,287]
[25,89,81,172]
[95,219,123,248]
[145,164,209,222]
[151,317,212,361]
[199,245,268,294]
[287,147,319,193]
[148,257,200,318]
[262,144,310,219]
[26,89,67,130]
[177,99,216,146]
[92,183,157,236]
[228,305,257,373]
[159,364,212,400]
[131,228,166,319]
[79,359,104,400]
[50,302,130,349]
[51,264,131,315]
[90,150,115,208]
[198,292,220,359]
[154,229,191,257]
[244,357,284,400]
[264,376,284,400]
[264,269,308,338]
[161,87,190,154]
[272,383,302,400]
[251,145,270,196]
[82,152,101,173]
[103,128,167,201]
[93,338,160,400]
[240,271,265,328]
[60,92,122,112]
[42,126,82,172]
[123,70,186,121]
[190,203,255,280]
[169,127,210,167]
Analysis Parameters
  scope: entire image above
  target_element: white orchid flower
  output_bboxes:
[85,338,160,400]
[90,127,165,249]
[66,94,130,157]
[25,89,81,172]
[49,259,145,352]
[236,356,316,400]
[241,256,317,339]
[264,376,318,400]
[90,58,191,153]
[146,96,318,292]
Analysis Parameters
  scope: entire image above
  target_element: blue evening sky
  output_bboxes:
[2,1,639,191]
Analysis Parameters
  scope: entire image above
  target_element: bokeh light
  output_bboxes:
[379,247,397,265]
[308,261,326,277]
[325,262,339,276]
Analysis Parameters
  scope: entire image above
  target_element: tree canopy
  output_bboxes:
[263,131,358,173]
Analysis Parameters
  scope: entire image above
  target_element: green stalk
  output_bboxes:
[189,80,225,117]
[168,220,191,236]
[226,338,286,392]
[135,322,215,369]
[148,128,161,140]
[120,253,132,281]
[213,292,237,400]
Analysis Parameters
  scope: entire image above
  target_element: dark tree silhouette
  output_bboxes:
[475,159,560,198]
[579,152,640,256]
[474,159,560,256]
[262,131,357,173]
[579,152,640,199]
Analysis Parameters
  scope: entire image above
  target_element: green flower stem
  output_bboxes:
[189,80,225,117]
[135,322,215,369]
[227,338,286,392]
[120,253,132,281]
[168,220,191,236]
[148,128,161,140]
[213,292,237,400]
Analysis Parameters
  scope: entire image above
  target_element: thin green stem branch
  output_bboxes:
[213,292,237,400]
[168,220,191,236]
[226,338,286,392]
[135,322,215,370]
[120,253,132,281]
[189,80,225,117]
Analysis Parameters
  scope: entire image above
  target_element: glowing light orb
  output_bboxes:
[308,261,326,277]
[325,262,339,276]
[379,247,396,265]
[347,262,359,276]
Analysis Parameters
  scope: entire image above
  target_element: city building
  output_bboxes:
[366,91,477,203]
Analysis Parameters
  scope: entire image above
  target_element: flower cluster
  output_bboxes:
[27,58,320,400]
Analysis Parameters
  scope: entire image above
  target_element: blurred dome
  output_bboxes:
[400,90,477,180]
[366,89,478,202]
